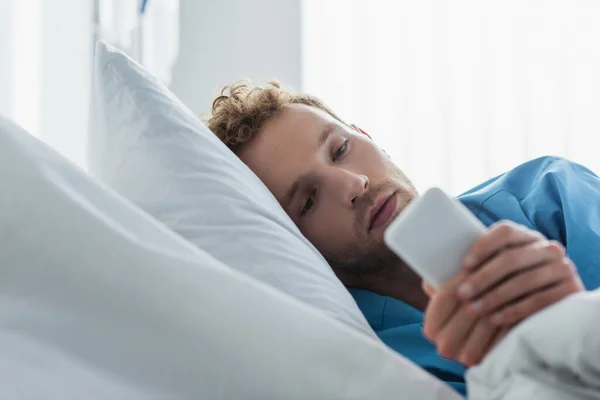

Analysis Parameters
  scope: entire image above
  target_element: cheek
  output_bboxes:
[376,151,399,175]
[361,146,413,191]
[303,206,356,254]
[352,143,391,174]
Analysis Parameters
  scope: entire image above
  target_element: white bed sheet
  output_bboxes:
[0,117,460,399]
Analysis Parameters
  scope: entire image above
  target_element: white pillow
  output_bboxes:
[0,116,459,399]
[87,41,372,335]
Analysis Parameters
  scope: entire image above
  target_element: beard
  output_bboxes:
[322,160,419,282]
[324,244,398,276]
[325,196,418,280]
[324,241,419,294]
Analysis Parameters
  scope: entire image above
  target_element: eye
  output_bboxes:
[333,139,349,161]
[300,191,316,216]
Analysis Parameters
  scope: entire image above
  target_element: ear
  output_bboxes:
[350,124,372,139]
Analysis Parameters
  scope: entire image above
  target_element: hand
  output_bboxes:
[423,277,507,366]
[422,221,584,366]
[457,221,584,326]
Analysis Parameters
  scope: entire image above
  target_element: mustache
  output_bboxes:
[353,181,398,231]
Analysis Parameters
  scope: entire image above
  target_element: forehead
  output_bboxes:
[238,104,343,201]
[257,103,339,150]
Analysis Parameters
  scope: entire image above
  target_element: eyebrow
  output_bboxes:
[318,122,337,149]
[282,123,337,210]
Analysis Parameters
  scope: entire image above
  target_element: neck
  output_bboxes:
[341,266,429,312]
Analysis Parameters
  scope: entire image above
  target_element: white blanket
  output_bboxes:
[468,291,600,399]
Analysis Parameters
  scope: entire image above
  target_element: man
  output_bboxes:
[206,80,599,395]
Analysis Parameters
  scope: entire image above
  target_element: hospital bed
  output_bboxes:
[0,41,599,399]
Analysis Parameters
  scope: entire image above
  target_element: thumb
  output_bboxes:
[422,281,436,297]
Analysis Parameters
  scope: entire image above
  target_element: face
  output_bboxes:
[239,104,419,281]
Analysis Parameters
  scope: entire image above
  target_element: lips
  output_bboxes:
[368,192,399,231]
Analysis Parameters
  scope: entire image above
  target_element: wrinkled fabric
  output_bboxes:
[467,290,600,399]
[87,41,373,336]
[0,115,461,399]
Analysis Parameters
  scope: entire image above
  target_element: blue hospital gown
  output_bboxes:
[350,156,600,397]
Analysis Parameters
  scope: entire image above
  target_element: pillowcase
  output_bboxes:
[87,41,371,334]
[0,115,459,399]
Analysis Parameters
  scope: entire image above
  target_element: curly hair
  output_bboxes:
[204,80,346,153]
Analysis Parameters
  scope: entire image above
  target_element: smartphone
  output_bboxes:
[383,187,487,289]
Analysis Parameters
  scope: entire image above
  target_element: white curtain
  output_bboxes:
[302,0,600,195]
[0,0,93,168]
[0,0,42,138]
[0,0,180,168]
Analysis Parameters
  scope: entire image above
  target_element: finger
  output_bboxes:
[458,240,566,300]
[423,292,460,341]
[435,306,478,360]
[423,274,466,340]
[489,280,582,326]
[466,258,574,316]
[422,281,435,297]
[463,221,544,271]
[457,319,499,366]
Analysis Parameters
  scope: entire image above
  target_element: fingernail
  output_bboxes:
[491,312,503,325]
[458,284,473,299]
[463,255,476,269]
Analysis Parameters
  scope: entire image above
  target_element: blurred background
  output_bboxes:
[1,0,600,195]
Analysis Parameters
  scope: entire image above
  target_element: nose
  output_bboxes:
[328,169,369,207]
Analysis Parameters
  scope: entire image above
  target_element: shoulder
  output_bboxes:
[459,156,580,202]
[457,156,580,225]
